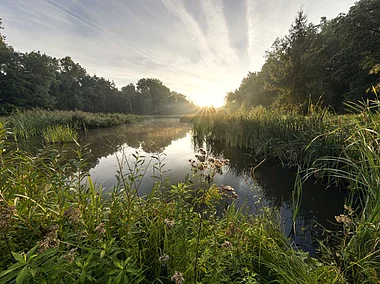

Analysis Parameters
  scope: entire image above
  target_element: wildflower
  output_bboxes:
[164,218,175,229]
[64,248,76,263]
[344,205,354,216]
[220,185,238,199]
[221,240,233,249]
[171,271,184,284]
[335,214,352,227]
[95,223,106,235]
[0,205,15,229]
[39,224,59,252]
[158,254,170,266]
[63,207,81,223]
[221,185,234,192]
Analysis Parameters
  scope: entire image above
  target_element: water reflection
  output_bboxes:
[200,139,346,252]
[17,119,345,253]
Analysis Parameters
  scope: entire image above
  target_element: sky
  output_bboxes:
[0,0,356,107]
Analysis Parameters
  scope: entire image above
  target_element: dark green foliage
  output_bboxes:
[193,98,380,283]
[0,126,340,283]
[4,109,143,139]
[0,20,197,116]
[226,0,380,112]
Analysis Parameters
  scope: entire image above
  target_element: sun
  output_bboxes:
[195,96,224,108]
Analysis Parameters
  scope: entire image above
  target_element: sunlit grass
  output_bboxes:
[42,125,78,143]
[4,109,143,139]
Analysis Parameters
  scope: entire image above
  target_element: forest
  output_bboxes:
[225,0,380,113]
[0,19,197,116]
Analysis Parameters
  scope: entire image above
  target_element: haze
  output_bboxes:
[0,0,356,107]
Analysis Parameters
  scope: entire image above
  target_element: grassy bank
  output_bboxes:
[2,109,144,140]
[193,101,380,282]
[0,126,342,283]
[0,98,379,283]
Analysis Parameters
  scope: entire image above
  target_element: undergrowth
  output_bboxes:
[2,109,143,139]
[0,124,341,283]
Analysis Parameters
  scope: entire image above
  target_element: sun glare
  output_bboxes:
[195,96,224,108]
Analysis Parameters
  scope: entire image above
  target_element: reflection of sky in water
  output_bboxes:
[81,119,345,254]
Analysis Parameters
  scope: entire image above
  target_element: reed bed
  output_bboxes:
[0,126,344,283]
[42,125,78,143]
[3,109,143,139]
[193,100,380,283]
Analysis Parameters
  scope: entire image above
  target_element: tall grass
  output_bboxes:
[193,100,380,283]
[0,125,343,283]
[304,98,380,283]
[42,125,78,143]
[4,109,143,139]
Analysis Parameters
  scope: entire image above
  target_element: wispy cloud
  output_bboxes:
[199,0,239,66]
[1,0,356,106]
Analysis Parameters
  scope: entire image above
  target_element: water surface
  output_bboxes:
[24,118,346,253]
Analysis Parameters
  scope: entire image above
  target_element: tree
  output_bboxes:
[265,10,317,108]
[52,56,87,110]
[121,83,137,114]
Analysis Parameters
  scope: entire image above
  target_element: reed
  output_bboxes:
[0,126,342,283]
[42,125,78,143]
[193,99,380,283]
[4,109,143,139]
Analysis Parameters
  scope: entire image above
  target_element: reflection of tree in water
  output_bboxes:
[73,119,191,171]
[16,119,191,174]
[194,137,346,235]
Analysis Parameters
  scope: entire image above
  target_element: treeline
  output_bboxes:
[0,19,197,115]
[226,0,380,112]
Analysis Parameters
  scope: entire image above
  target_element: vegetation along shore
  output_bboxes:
[1,0,380,283]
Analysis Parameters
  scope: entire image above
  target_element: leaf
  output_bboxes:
[113,260,123,270]
[16,266,29,284]
[30,268,37,278]
[114,271,123,284]
[12,252,26,264]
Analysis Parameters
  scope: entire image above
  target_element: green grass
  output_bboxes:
[42,125,78,143]
[193,100,380,283]
[0,97,379,283]
[3,109,144,139]
[0,125,343,283]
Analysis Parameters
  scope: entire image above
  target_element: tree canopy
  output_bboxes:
[225,0,380,113]
[0,18,196,115]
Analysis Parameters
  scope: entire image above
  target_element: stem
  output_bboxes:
[193,216,203,284]
[2,230,12,259]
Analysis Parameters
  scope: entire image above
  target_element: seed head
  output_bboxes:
[158,254,170,266]
[95,223,106,235]
[64,248,76,263]
[63,208,81,223]
[221,240,233,249]
[171,271,184,284]
[164,218,175,229]
[335,214,352,227]
[39,225,59,252]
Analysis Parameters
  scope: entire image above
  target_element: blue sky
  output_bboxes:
[0,0,356,107]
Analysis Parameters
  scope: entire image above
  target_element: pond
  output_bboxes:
[21,118,346,254]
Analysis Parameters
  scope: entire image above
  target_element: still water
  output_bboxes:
[25,118,346,253]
